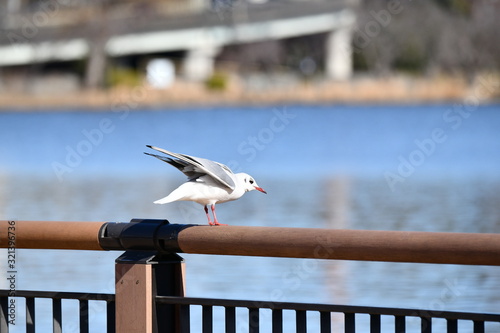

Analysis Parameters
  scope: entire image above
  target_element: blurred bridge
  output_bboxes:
[0,0,357,86]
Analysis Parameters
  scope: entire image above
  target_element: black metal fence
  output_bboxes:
[1,290,499,332]
[156,296,500,333]
[0,290,115,333]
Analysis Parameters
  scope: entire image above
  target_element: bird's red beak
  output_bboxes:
[255,186,267,194]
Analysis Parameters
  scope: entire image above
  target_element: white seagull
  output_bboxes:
[145,145,267,226]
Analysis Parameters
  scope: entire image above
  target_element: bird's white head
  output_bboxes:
[236,173,267,194]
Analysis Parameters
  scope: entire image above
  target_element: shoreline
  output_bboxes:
[0,74,498,111]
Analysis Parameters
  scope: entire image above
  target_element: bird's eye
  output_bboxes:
[249,179,254,184]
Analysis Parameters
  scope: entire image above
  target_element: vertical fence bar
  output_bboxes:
[0,296,8,332]
[473,320,485,333]
[52,298,62,333]
[179,304,190,333]
[296,310,306,333]
[320,312,331,333]
[370,314,381,333]
[344,313,355,333]
[79,299,89,333]
[202,306,213,333]
[249,308,259,333]
[272,309,283,333]
[395,315,406,333]
[446,318,457,333]
[421,317,431,333]
[26,297,35,333]
[225,306,236,333]
[106,301,115,333]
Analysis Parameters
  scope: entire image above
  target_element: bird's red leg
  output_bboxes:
[211,204,227,226]
[204,205,215,226]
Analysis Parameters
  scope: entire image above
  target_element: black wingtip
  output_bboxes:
[146,145,153,149]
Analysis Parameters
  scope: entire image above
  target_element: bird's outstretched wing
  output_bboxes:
[145,145,235,190]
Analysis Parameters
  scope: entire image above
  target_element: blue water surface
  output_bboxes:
[0,104,499,332]
[1,104,499,178]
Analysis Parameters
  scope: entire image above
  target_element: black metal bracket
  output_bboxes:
[98,218,195,253]
[115,250,184,264]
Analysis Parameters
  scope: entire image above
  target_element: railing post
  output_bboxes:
[115,251,185,333]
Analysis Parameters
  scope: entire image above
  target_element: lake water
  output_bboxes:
[0,104,499,332]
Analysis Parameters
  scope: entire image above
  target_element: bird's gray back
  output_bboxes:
[182,154,235,190]
[146,146,235,190]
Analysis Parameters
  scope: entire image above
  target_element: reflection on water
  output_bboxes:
[1,173,499,332]
[1,104,499,332]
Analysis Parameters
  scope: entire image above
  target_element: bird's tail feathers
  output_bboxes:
[153,189,186,204]
[154,196,175,204]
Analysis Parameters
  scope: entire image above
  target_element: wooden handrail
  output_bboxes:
[176,226,500,266]
[0,220,104,251]
[1,220,500,266]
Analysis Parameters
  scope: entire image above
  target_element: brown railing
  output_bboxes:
[1,219,500,332]
[2,219,500,265]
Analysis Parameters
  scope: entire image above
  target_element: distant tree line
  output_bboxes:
[352,0,500,79]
